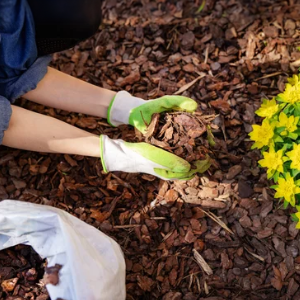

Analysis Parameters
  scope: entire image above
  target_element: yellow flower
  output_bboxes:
[249,119,274,149]
[277,112,299,135]
[255,98,279,119]
[259,147,285,178]
[277,82,300,104]
[274,173,300,206]
[287,74,300,86]
[286,143,300,170]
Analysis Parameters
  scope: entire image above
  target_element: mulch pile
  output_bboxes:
[1,0,300,299]
[0,245,49,300]
[141,111,215,163]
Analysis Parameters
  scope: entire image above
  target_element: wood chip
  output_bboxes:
[193,249,213,275]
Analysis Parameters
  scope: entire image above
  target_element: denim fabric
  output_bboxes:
[0,0,50,144]
[0,96,12,144]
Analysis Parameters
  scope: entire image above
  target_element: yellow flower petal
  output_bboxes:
[274,174,300,207]
[255,98,279,119]
[258,146,284,176]
[277,112,298,134]
[286,144,300,170]
[249,119,274,149]
[278,81,300,104]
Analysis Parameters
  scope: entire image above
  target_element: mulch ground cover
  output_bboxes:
[1,0,300,299]
[0,245,49,300]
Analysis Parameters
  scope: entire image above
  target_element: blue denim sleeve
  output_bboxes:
[0,0,51,144]
[0,96,12,144]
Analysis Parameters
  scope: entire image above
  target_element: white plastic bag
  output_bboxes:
[0,200,126,300]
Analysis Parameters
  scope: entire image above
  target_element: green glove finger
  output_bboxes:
[129,96,198,134]
[124,141,191,173]
[154,157,211,180]
[154,168,194,180]
[182,158,211,178]
[191,157,211,174]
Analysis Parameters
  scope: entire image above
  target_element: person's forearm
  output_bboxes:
[23,67,116,118]
[2,105,100,157]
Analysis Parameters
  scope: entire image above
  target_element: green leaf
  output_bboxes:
[196,0,206,13]
[294,103,300,116]
[275,127,285,134]
[274,135,284,143]
[206,125,216,147]
[281,143,291,152]
[283,104,293,114]
[285,143,293,150]
[283,199,289,209]
[275,96,288,106]
[273,172,280,183]
[288,132,298,140]
[279,103,287,110]
[295,195,300,205]
[281,138,293,147]
[291,213,299,222]
[269,171,278,182]
[293,170,300,178]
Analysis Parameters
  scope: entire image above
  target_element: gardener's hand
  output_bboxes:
[99,135,204,180]
[107,91,198,134]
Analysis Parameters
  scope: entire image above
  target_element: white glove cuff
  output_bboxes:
[107,91,146,126]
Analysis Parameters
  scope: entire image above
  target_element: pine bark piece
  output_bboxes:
[192,249,213,276]
[43,264,62,286]
[1,278,18,292]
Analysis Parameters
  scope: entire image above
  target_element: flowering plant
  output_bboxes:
[249,74,300,228]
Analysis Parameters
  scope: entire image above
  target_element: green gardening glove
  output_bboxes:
[107,91,197,134]
[100,135,210,180]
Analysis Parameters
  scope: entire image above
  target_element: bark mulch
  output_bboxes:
[2,0,300,299]
[0,245,49,300]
